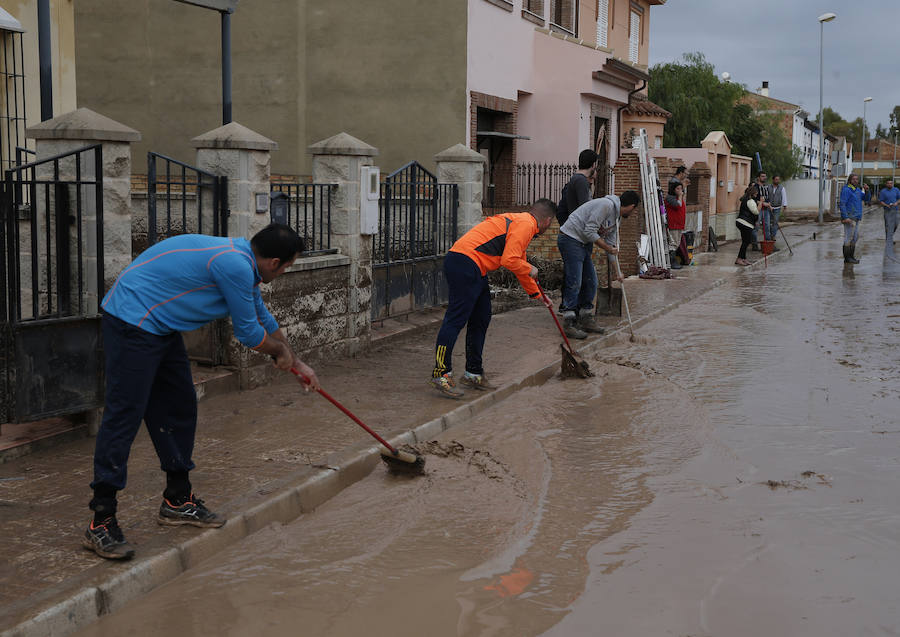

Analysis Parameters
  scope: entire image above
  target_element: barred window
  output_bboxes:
[0,14,26,174]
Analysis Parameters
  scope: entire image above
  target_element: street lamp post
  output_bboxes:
[861,96,873,193]
[817,12,836,224]
[893,130,897,183]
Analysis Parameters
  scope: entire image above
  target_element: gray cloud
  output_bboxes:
[649,0,897,131]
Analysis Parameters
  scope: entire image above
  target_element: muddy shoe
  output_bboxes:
[430,372,463,399]
[577,315,605,334]
[563,317,587,340]
[460,371,496,391]
[82,516,135,560]
[158,494,226,528]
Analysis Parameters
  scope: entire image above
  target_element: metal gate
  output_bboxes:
[371,162,458,320]
[0,145,105,426]
[147,152,229,365]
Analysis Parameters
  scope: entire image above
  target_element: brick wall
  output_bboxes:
[612,152,641,277]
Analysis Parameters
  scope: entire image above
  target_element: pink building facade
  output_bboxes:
[466,0,663,207]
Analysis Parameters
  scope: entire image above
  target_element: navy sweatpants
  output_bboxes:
[433,251,491,377]
[90,313,197,516]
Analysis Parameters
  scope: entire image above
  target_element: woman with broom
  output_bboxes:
[735,184,761,266]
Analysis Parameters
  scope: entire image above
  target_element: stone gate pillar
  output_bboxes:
[308,132,378,353]
[192,122,277,239]
[26,107,140,305]
[434,143,486,235]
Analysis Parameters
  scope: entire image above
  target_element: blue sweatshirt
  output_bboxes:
[839,184,871,221]
[101,235,279,348]
[879,186,900,210]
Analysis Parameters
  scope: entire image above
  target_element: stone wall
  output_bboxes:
[230,254,354,388]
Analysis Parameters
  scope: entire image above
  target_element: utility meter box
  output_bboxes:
[360,166,380,235]
[270,190,289,226]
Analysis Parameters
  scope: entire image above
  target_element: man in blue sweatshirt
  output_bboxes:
[878,178,900,257]
[839,173,871,264]
[83,224,320,560]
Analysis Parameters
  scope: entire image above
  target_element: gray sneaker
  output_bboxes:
[563,317,588,340]
[577,315,605,334]
[429,372,464,398]
[82,516,135,560]
[460,372,496,391]
[158,494,226,528]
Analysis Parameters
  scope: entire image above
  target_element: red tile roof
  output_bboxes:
[623,95,672,118]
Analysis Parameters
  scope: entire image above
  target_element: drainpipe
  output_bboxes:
[617,79,646,153]
[221,9,233,124]
[38,0,52,121]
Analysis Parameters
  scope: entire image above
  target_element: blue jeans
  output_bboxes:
[433,251,491,377]
[766,207,781,241]
[885,208,898,255]
[843,220,859,245]
[90,313,198,515]
[557,232,597,315]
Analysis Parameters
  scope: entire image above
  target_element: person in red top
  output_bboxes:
[430,199,557,397]
[664,181,687,269]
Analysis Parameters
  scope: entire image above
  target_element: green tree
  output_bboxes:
[649,52,744,148]
[649,52,800,178]
[816,108,868,144]
[889,105,900,137]
[875,123,889,139]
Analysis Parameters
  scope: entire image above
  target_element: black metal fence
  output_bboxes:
[269,181,335,254]
[147,152,228,246]
[515,162,615,206]
[373,162,458,265]
[1,144,106,423]
[3,145,104,321]
[371,161,458,320]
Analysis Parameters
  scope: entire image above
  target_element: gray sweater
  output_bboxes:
[559,195,620,263]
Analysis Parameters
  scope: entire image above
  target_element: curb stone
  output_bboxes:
[1,224,830,637]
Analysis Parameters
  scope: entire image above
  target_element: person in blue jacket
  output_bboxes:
[839,173,871,264]
[878,177,900,257]
[83,223,320,560]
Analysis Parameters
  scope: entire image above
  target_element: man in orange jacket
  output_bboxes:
[430,198,556,397]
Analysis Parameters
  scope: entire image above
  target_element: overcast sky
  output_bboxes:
[649,1,897,131]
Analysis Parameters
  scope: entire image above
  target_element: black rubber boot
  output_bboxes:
[849,244,860,264]
[668,251,683,269]
[842,245,853,263]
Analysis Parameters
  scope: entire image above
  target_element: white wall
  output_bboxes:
[783,178,832,209]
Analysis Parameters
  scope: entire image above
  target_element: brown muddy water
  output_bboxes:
[77,218,900,637]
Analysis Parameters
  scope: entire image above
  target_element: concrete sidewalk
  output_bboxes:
[0,220,826,637]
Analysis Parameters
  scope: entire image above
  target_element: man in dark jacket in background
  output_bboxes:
[556,149,597,227]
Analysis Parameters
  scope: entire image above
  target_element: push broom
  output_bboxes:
[537,283,593,378]
[289,368,426,475]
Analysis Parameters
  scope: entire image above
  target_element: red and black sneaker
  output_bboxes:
[158,494,226,528]
[82,516,135,560]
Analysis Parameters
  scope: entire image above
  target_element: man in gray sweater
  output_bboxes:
[557,191,640,338]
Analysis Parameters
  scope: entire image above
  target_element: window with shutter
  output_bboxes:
[629,10,640,63]
[596,0,608,48]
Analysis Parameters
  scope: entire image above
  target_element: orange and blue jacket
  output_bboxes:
[449,212,540,297]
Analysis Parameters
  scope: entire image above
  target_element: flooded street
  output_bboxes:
[77,216,900,637]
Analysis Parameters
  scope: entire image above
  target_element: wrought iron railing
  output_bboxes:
[515,162,615,206]
[373,162,458,266]
[269,181,336,255]
[147,152,228,245]
[2,144,104,321]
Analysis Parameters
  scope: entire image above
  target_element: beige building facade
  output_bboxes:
[74,0,663,183]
